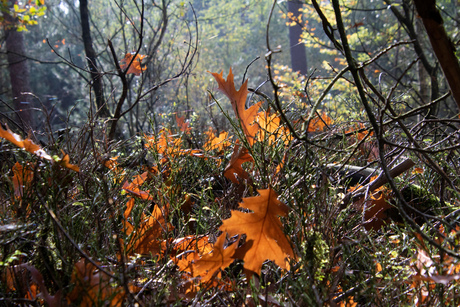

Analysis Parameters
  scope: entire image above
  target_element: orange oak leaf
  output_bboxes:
[334,285,358,307]
[103,156,119,170]
[274,151,288,178]
[5,264,62,306]
[11,162,34,198]
[176,114,191,133]
[210,69,262,146]
[102,156,127,179]
[307,111,332,132]
[345,122,373,141]
[191,234,239,283]
[122,171,151,201]
[121,172,172,256]
[363,191,393,231]
[67,258,125,306]
[255,111,291,145]
[170,235,219,297]
[145,129,183,156]
[123,198,172,256]
[55,150,80,172]
[203,127,231,152]
[0,125,78,171]
[219,188,295,278]
[223,142,253,184]
[144,129,207,160]
[0,124,51,160]
[352,188,393,231]
[172,235,213,274]
[119,53,147,76]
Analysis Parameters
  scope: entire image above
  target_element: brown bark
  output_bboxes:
[3,8,34,130]
[413,0,460,111]
[80,0,111,118]
[287,1,308,75]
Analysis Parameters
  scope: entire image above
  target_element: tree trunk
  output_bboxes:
[413,0,460,112]
[80,0,111,118]
[3,7,34,130]
[287,0,308,75]
[385,0,440,116]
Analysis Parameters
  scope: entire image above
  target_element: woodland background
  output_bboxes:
[1,0,460,306]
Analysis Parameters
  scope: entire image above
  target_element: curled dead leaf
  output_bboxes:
[119,52,147,75]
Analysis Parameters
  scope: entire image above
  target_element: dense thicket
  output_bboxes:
[1,0,460,305]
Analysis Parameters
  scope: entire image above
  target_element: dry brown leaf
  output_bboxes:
[203,127,231,152]
[176,114,191,133]
[0,124,51,160]
[220,188,295,278]
[223,142,253,184]
[11,162,34,199]
[119,52,147,75]
[191,234,239,283]
[210,69,262,146]
[255,111,291,145]
[67,258,124,306]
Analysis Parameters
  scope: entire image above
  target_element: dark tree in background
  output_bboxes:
[413,0,460,111]
[79,0,111,119]
[287,0,307,75]
[2,2,33,130]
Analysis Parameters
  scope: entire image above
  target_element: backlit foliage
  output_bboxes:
[1,0,460,303]
[0,0,47,31]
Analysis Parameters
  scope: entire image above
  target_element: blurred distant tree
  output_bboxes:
[3,9,32,129]
[79,0,111,119]
[287,0,307,75]
[1,1,46,130]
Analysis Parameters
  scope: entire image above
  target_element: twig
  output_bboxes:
[339,158,415,209]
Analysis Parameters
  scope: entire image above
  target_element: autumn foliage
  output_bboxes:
[1,68,459,306]
[119,52,147,76]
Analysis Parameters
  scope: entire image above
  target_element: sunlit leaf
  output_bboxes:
[210,69,262,146]
[255,111,291,145]
[54,150,80,172]
[203,127,231,152]
[119,53,147,76]
[191,234,239,283]
[0,124,51,160]
[220,188,295,278]
[307,111,332,132]
[11,162,34,199]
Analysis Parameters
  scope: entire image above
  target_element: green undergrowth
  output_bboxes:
[1,106,460,306]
